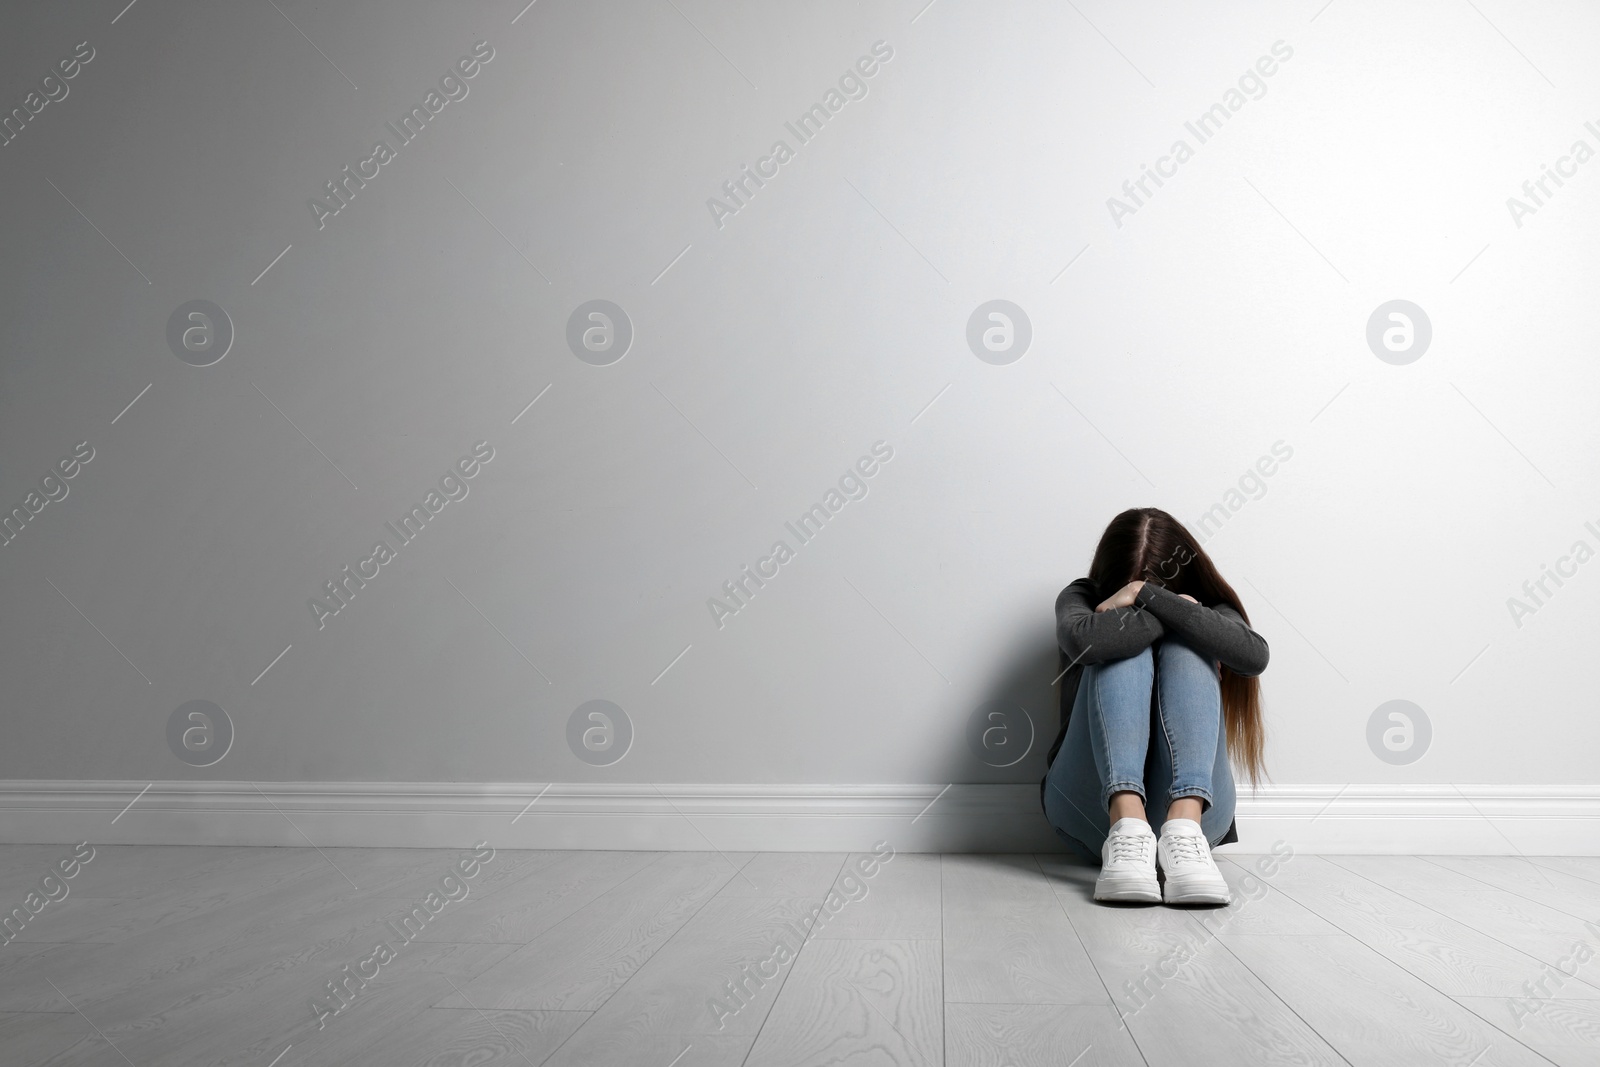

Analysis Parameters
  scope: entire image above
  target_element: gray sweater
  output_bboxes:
[1041,578,1270,847]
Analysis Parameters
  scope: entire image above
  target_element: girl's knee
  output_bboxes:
[1155,638,1221,678]
[1155,636,1203,662]
[1095,644,1153,675]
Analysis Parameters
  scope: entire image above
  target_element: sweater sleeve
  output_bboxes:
[1132,582,1270,676]
[1056,579,1165,666]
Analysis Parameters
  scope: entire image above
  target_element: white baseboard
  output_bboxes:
[0,782,1596,854]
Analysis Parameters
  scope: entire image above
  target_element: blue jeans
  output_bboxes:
[1042,637,1236,863]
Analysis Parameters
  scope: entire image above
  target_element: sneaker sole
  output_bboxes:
[1161,878,1231,905]
[1094,872,1161,902]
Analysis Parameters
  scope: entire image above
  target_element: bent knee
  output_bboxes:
[1155,636,1208,663]
[1086,650,1151,689]
[1095,644,1153,672]
[1155,638,1223,680]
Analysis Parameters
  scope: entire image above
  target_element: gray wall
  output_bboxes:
[2,0,1595,792]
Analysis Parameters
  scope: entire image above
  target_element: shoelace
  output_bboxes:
[1108,831,1152,863]
[1162,831,1210,867]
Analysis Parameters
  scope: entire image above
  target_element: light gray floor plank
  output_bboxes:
[18,844,264,900]
[941,853,1056,910]
[5,847,331,945]
[1328,854,1600,997]
[1261,855,1600,1000]
[0,941,72,993]
[1207,853,1344,936]
[0,1010,101,1067]
[673,893,825,943]
[0,846,80,898]
[0,945,103,1013]
[710,851,848,899]
[1455,996,1600,1067]
[74,879,420,1016]
[0,843,1590,1067]
[3,897,143,943]
[943,900,1108,1007]
[578,925,803,1036]
[941,855,1107,1005]
[14,1034,132,1067]
[808,852,942,940]
[1038,852,1350,1066]
[560,866,842,1046]
[34,866,513,1027]
[1424,855,1600,924]
[945,1003,1146,1067]
[409,849,666,943]
[743,938,943,1067]
[539,1029,756,1067]
[438,851,747,1010]
[1218,932,1555,1066]
[86,844,331,895]
[311,845,557,901]
[1528,856,1600,886]
[294,1006,586,1067]
[118,941,519,1067]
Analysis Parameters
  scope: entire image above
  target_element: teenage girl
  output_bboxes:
[1040,507,1270,904]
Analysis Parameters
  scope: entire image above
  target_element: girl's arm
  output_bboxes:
[1056,578,1165,665]
[1132,581,1270,676]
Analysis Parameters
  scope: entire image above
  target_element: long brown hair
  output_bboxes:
[1086,507,1270,790]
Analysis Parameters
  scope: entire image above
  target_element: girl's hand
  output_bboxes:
[1094,580,1144,612]
[1178,594,1199,603]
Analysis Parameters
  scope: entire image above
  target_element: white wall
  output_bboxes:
[1,0,1596,849]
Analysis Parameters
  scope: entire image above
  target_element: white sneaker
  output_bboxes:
[1157,818,1231,904]
[1094,817,1160,902]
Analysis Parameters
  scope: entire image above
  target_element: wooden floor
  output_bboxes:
[0,844,1597,1066]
